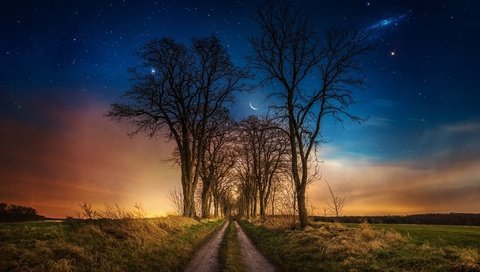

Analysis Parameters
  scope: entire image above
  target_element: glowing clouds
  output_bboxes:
[307,156,480,215]
[0,94,179,218]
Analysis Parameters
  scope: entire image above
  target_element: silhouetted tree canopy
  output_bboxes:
[0,203,45,222]
[107,36,248,217]
[249,0,370,228]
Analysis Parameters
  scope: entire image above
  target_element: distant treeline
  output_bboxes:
[0,203,45,222]
[313,213,480,226]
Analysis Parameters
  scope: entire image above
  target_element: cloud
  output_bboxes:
[364,116,393,128]
[442,122,480,133]
[2,93,479,217]
[313,118,480,215]
[0,93,179,218]
[308,156,480,215]
[409,120,480,169]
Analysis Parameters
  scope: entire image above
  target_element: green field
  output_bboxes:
[368,223,480,248]
[0,217,224,272]
[339,222,480,248]
[240,219,480,272]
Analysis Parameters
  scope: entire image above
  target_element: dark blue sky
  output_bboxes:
[1,1,480,216]
[1,0,479,157]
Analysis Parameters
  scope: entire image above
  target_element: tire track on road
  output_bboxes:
[185,221,228,272]
[235,221,277,272]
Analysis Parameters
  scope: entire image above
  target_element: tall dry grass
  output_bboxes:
[243,217,480,271]
[0,204,224,272]
[303,221,404,255]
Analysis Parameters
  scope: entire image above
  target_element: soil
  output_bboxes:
[235,221,278,272]
[185,221,278,272]
[185,221,228,272]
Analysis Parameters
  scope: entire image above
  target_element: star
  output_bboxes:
[390,51,396,56]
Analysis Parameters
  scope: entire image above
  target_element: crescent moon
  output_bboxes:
[249,102,259,111]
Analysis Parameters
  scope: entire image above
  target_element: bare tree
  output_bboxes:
[199,111,236,218]
[325,180,346,217]
[235,115,289,221]
[219,182,237,219]
[235,135,256,219]
[107,36,247,217]
[274,175,297,227]
[212,173,235,217]
[267,174,282,216]
[250,0,369,227]
[167,187,184,215]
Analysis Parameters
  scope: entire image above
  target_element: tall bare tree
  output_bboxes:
[250,0,369,227]
[107,36,247,217]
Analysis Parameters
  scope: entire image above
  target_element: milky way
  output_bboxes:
[366,14,408,31]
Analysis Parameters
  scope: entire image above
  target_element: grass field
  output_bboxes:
[368,223,480,248]
[240,218,480,272]
[0,217,224,272]
[2,217,478,271]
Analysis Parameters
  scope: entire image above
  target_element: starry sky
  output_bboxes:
[1,0,479,217]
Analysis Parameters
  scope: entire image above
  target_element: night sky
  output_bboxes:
[1,0,479,217]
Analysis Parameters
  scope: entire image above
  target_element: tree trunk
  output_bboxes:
[213,198,219,217]
[183,182,196,217]
[297,186,307,228]
[259,198,266,221]
[259,189,266,221]
[201,185,211,218]
[271,191,275,216]
[253,191,257,218]
[207,195,212,215]
[201,200,210,218]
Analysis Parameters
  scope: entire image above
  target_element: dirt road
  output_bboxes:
[185,221,228,272]
[235,221,277,272]
[185,221,277,272]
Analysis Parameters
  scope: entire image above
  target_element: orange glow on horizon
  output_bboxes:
[0,97,180,218]
[0,95,478,218]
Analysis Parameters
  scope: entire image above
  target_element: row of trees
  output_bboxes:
[108,0,369,228]
[165,115,295,221]
[235,116,289,221]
